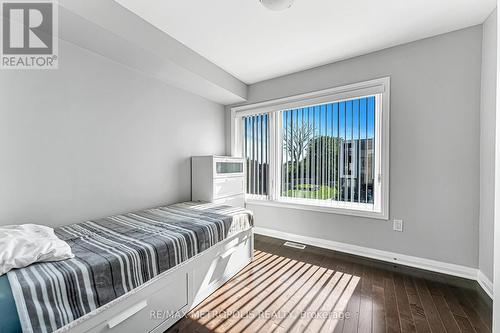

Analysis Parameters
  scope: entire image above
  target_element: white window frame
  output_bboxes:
[230,77,390,220]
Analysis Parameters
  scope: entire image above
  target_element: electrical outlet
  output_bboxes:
[393,219,403,232]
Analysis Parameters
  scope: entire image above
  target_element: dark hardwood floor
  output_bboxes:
[167,234,492,333]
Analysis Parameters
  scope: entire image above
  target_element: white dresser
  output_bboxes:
[191,156,245,208]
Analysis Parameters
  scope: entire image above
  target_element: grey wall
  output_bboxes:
[480,10,497,282]
[231,26,483,268]
[0,39,226,227]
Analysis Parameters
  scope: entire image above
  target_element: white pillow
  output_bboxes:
[0,224,74,276]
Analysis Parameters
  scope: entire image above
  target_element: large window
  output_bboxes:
[232,78,389,219]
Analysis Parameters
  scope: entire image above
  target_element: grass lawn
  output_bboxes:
[282,184,337,200]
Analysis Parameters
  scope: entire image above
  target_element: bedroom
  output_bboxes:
[0,0,499,332]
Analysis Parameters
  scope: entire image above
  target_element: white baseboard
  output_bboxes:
[254,227,492,299]
[477,270,494,299]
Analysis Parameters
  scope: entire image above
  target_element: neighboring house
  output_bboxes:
[339,138,374,202]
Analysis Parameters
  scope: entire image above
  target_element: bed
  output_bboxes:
[1,201,254,333]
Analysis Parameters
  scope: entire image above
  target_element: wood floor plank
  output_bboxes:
[393,273,416,332]
[461,288,493,331]
[413,277,446,333]
[332,258,355,333]
[436,281,467,317]
[384,272,402,333]
[372,266,385,288]
[228,258,313,333]
[402,276,431,333]
[454,314,478,333]
[425,280,444,297]
[372,284,386,333]
[340,262,362,333]
[203,256,298,331]
[323,273,360,333]
[429,293,461,333]
[213,257,304,332]
[297,269,344,333]
[166,235,492,333]
[194,254,289,317]
[274,266,334,331]
[357,264,373,333]
[449,286,490,333]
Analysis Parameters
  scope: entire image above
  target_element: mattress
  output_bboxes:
[1,202,253,333]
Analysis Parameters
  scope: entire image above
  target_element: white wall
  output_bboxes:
[493,1,500,329]
[480,10,497,284]
[0,39,226,227]
[58,1,248,104]
[230,26,483,268]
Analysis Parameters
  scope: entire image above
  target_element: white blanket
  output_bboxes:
[0,224,74,276]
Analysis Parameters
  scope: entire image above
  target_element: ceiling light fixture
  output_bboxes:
[260,0,295,11]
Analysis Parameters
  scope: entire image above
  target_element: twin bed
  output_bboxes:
[1,202,254,333]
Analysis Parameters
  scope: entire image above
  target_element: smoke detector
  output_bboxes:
[260,0,295,11]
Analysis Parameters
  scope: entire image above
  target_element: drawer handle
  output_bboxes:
[107,300,148,328]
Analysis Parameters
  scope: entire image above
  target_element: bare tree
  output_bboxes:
[283,123,314,162]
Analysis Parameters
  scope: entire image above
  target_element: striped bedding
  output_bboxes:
[7,202,253,333]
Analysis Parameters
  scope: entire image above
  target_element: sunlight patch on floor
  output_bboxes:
[186,250,360,333]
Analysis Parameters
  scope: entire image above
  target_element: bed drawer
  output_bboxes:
[192,232,252,304]
[89,271,188,333]
[213,177,244,199]
[210,236,251,284]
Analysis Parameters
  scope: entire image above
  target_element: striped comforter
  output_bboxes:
[7,202,253,333]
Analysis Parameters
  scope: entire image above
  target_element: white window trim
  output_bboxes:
[231,77,390,220]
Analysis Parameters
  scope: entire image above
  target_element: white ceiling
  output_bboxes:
[115,0,496,84]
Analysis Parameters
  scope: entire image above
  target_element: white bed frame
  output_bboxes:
[56,228,254,333]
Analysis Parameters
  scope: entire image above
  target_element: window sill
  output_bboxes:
[245,198,389,220]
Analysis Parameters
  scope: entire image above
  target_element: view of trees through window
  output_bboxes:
[282,97,376,204]
[243,96,376,205]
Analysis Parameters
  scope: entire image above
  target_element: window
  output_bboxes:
[231,78,390,219]
[243,114,269,196]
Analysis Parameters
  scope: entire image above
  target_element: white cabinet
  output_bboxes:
[192,156,245,207]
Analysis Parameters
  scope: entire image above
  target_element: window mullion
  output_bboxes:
[274,112,282,201]
[373,94,383,212]
[267,112,279,201]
